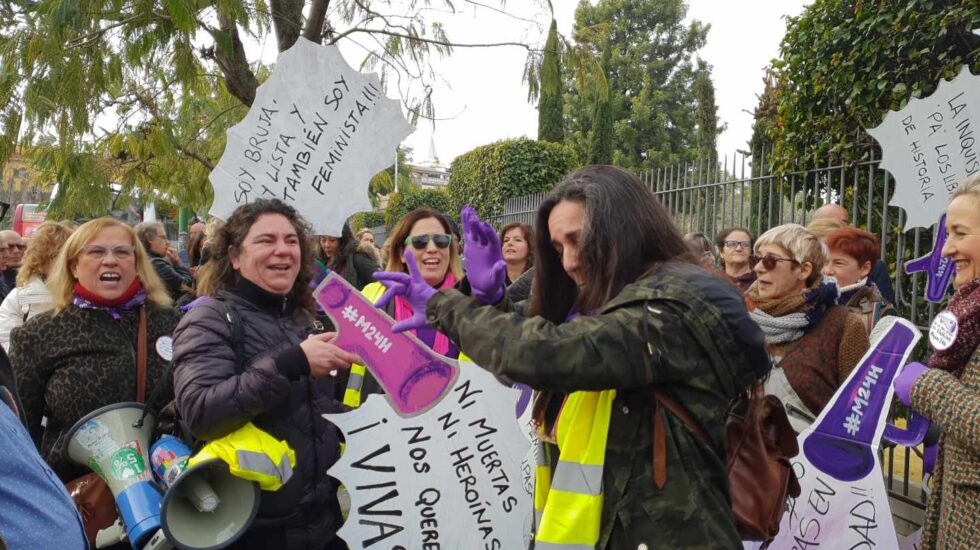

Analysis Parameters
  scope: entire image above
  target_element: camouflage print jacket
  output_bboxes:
[426,261,769,549]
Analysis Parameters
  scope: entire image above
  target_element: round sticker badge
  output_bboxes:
[929,310,958,351]
[155,336,174,361]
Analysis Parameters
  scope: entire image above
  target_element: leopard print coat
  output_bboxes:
[10,304,180,481]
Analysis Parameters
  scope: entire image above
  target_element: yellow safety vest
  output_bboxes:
[344,282,471,408]
[189,422,297,491]
[535,390,615,550]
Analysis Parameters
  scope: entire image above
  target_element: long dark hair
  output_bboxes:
[531,165,694,322]
[319,223,357,274]
[196,199,316,311]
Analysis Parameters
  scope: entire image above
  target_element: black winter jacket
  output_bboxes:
[149,251,193,300]
[172,278,344,545]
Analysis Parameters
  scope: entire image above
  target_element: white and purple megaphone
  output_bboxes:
[905,213,954,303]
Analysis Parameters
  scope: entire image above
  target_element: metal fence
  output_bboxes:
[491,144,940,516]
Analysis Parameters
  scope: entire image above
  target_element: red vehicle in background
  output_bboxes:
[13,204,47,237]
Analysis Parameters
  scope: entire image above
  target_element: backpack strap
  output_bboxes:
[218,298,246,372]
[645,387,715,489]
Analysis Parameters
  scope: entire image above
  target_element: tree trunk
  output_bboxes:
[214,14,259,106]
[303,0,331,43]
[270,0,305,52]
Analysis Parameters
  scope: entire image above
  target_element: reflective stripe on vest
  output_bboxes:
[533,440,551,531]
[535,390,615,549]
[343,364,367,408]
[188,422,297,491]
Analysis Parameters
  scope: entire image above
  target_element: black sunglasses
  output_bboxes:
[404,233,452,250]
[755,254,799,271]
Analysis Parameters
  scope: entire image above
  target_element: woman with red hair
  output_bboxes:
[822,227,895,337]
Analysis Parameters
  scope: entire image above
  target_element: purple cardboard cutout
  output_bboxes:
[802,318,920,481]
[314,273,458,417]
[904,214,954,303]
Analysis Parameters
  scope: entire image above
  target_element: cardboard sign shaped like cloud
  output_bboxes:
[209,38,414,237]
[868,66,980,231]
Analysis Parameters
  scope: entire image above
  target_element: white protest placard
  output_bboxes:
[868,66,980,230]
[210,38,414,237]
[768,318,921,549]
[326,365,533,550]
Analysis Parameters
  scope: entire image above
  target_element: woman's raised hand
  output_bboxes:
[461,205,506,304]
[373,250,438,332]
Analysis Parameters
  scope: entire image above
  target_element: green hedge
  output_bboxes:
[349,210,386,231]
[384,187,452,230]
[447,137,575,222]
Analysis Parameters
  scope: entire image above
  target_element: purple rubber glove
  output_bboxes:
[461,205,506,304]
[893,361,929,406]
[373,250,438,333]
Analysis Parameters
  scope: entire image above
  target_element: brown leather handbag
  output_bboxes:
[649,388,801,546]
[64,306,148,545]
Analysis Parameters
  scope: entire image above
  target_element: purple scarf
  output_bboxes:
[73,285,147,320]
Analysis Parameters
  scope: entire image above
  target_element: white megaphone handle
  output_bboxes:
[181,474,220,512]
[142,529,173,550]
[95,519,126,548]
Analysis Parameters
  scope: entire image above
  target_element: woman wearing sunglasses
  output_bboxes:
[747,223,869,432]
[372,166,770,549]
[340,207,467,409]
[715,227,756,292]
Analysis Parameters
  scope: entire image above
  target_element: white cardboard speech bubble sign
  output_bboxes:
[209,38,414,237]
[868,66,980,231]
[326,363,534,550]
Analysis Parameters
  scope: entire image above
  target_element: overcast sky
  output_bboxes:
[247,0,814,168]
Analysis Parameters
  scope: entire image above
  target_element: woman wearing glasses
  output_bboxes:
[9,218,180,481]
[715,227,756,292]
[340,207,467,408]
[747,223,869,432]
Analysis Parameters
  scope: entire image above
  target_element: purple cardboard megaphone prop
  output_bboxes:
[802,318,921,482]
[314,273,459,417]
[905,214,953,303]
[883,411,930,448]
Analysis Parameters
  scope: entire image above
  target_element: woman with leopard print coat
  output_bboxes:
[9,218,180,481]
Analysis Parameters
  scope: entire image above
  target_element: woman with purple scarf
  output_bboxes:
[894,174,980,549]
[9,217,179,481]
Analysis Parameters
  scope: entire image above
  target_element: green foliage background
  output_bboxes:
[446,137,575,222]
[383,186,452,230]
[765,0,980,170]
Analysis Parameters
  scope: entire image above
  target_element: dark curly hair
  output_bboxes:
[196,199,316,311]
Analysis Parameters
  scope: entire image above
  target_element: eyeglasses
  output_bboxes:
[404,234,452,250]
[723,240,751,250]
[80,245,136,261]
[755,254,799,271]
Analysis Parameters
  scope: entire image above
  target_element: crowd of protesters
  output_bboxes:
[1,168,978,550]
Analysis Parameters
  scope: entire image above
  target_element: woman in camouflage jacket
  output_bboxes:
[376,166,771,549]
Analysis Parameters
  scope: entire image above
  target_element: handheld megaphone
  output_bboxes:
[66,402,163,549]
[151,436,259,549]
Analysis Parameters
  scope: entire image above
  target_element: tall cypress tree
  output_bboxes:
[587,37,613,165]
[692,58,721,167]
[537,19,564,143]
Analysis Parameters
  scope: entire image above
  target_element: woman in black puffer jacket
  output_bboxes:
[172,200,359,549]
